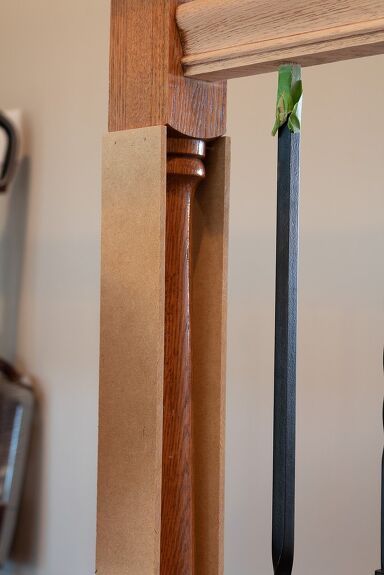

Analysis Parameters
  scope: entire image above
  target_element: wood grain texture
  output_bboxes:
[192,137,230,575]
[176,0,384,79]
[109,0,226,138]
[161,138,205,575]
[97,127,166,575]
[97,131,229,575]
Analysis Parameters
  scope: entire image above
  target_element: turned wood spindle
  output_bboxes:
[272,122,300,575]
[160,137,206,575]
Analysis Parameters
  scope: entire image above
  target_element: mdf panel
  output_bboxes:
[97,126,166,575]
[96,129,229,575]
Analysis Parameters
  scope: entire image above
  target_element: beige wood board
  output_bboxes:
[108,0,226,138]
[192,137,230,575]
[96,126,166,575]
[96,129,229,574]
[177,0,384,79]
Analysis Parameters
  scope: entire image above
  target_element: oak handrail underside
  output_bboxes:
[176,0,384,80]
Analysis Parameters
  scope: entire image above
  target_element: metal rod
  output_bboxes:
[375,351,384,575]
[272,121,300,575]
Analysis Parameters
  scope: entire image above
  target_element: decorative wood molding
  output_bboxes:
[176,0,384,80]
[99,3,230,573]
[109,0,226,138]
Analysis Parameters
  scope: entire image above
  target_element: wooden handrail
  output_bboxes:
[176,0,384,80]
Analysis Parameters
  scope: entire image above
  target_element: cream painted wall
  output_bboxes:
[0,3,383,575]
[0,2,109,574]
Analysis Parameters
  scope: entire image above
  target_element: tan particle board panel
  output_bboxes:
[192,137,230,575]
[96,129,229,575]
[97,126,166,575]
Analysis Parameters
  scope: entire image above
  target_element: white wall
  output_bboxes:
[0,2,109,574]
[0,3,383,574]
[226,56,384,574]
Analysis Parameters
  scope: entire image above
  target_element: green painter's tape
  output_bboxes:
[272,64,303,136]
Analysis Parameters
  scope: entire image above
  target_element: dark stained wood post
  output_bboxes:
[108,0,226,138]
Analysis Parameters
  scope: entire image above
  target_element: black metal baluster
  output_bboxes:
[272,120,300,575]
[375,351,384,575]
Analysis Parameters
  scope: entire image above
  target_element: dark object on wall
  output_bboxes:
[0,361,34,566]
[0,112,18,193]
[0,111,33,566]
[272,121,300,575]
[375,351,384,575]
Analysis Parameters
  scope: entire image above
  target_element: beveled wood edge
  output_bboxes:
[183,37,384,80]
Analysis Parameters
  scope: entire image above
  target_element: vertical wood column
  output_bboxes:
[98,2,228,574]
[161,137,206,574]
